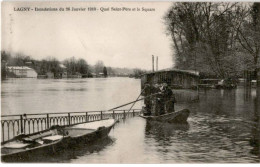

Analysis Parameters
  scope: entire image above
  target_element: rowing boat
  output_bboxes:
[1,119,117,162]
[1,126,68,161]
[139,109,190,123]
[63,119,117,145]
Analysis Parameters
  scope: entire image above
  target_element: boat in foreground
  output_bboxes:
[139,109,190,123]
[1,119,117,162]
[1,126,67,161]
[63,119,117,144]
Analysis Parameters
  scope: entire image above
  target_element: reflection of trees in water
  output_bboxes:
[249,87,260,159]
[196,88,257,118]
[244,88,251,101]
[145,121,189,142]
[6,136,115,163]
[144,121,189,156]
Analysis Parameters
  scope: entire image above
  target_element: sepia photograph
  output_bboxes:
[1,0,260,163]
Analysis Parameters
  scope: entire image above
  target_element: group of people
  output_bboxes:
[143,82,175,116]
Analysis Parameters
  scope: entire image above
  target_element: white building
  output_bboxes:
[7,66,37,78]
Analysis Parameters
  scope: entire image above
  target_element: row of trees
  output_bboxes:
[1,51,111,77]
[164,2,260,80]
[94,60,108,77]
[1,51,143,79]
[63,57,90,75]
[131,68,147,78]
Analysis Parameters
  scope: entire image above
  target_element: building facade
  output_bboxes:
[7,66,37,78]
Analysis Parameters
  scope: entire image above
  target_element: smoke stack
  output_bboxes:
[156,56,158,71]
[152,55,154,72]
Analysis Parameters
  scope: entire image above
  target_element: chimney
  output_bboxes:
[152,55,154,72]
[156,56,158,71]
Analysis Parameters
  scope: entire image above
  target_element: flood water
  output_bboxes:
[1,78,259,163]
[1,78,142,115]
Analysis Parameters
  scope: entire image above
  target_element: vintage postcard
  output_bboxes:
[1,0,260,163]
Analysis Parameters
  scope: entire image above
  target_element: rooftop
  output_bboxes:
[7,66,34,70]
[142,68,199,77]
[59,64,67,69]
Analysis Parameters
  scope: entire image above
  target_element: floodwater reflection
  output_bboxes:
[3,136,115,163]
[145,121,189,140]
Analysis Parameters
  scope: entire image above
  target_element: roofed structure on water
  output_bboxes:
[141,68,199,89]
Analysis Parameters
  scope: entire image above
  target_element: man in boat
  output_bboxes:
[143,83,153,116]
[161,83,175,113]
[151,84,165,116]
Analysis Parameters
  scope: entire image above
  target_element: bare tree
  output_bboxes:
[94,60,104,74]
[237,3,260,86]
[164,2,250,78]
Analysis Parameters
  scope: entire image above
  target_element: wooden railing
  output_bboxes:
[1,109,142,142]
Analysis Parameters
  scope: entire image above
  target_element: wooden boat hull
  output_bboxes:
[1,127,68,162]
[2,139,66,162]
[140,109,190,123]
[62,119,117,145]
[1,119,116,161]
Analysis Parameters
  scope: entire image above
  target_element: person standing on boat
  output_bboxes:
[159,84,168,115]
[143,83,153,116]
[150,84,157,116]
[152,84,165,116]
[162,83,175,113]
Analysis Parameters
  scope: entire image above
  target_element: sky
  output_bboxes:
[2,1,174,70]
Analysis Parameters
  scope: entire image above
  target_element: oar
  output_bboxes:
[107,98,146,111]
[107,92,159,111]
[127,86,147,113]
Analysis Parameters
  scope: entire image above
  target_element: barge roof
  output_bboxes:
[141,68,199,77]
